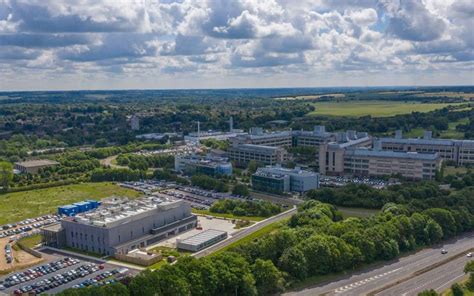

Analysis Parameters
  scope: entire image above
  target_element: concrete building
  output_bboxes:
[231,128,293,147]
[174,154,232,176]
[252,165,320,194]
[341,148,442,180]
[227,143,289,167]
[318,131,373,175]
[14,159,59,174]
[130,115,140,131]
[379,130,474,166]
[292,125,335,147]
[42,197,197,256]
[177,229,227,252]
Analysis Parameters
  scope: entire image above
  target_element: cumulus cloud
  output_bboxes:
[0,0,472,90]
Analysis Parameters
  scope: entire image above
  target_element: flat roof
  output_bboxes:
[178,229,227,246]
[230,144,283,152]
[15,159,59,167]
[347,148,439,160]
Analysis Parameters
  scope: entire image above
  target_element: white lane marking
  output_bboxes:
[334,268,402,294]
[434,273,466,291]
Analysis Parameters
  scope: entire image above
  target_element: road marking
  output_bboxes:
[334,268,402,294]
[434,273,466,291]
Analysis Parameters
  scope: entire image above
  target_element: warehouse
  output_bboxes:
[14,159,59,174]
[176,229,227,252]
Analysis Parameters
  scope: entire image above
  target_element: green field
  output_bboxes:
[0,182,141,225]
[309,101,462,117]
[440,117,469,139]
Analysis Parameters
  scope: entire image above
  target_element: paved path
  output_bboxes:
[100,155,127,169]
[193,206,297,258]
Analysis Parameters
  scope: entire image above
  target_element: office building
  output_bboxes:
[174,154,232,176]
[379,130,474,166]
[14,159,59,174]
[42,197,197,256]
[227,143,289,167]
[341,148,442,180]
[252,165,320,194]
[231,127,293,147]
[177,229,227,252]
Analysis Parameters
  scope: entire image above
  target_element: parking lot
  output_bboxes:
[0,249,137,295]
[319,175,399,189]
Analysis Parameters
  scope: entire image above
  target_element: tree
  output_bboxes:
[232,183,250,197]
[247,160,258,174]
[424,219,443,244]
[464,261,474,273]
[278,246,308,280]
[424,208,457,238]
[0,161,13,192]
[252,259,285,295]
[451,283,464,296]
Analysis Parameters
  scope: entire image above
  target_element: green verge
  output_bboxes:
[0,182,141,225]
[17,234,42,249]
[192,209,266,222]
[211,219,287,257]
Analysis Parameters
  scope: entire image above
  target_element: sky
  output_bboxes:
[0,0,473,91]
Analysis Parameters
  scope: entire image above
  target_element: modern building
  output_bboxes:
[231,128,293,147]
[291,125,335,147]
[184,130,247,143]
[174,154,232,176]
[341,148,442,180]
[42,196,197,256]
[318,131,373,175]
[252,165,320,194]
[14,159,59,174]
[177,229,227,252]
[227,143,289,167]
[379,130,474,166]
[130,115,140,131]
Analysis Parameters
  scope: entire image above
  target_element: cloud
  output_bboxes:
[0,0,472,90]
[384,0,446,42]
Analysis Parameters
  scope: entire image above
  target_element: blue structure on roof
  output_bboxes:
[58,200,100,216]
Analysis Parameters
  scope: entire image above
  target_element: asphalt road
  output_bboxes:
[193,206,297,258]
[286,232,474,296]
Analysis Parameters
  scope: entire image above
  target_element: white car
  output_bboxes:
[467,252,472,258]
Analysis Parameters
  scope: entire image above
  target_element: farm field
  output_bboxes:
[308,100,462,117]
[0,182,141,225]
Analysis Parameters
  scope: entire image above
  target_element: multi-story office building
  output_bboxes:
[342,148,442,180]
[227,143,288,167]
[252,165,320,194]
[174,154,232,176]
[291,125,335,147]
[379,130,474,166]
[42,197,197,256]
[231,127,293,147]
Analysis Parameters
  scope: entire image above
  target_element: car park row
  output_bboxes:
[0,214,61,239]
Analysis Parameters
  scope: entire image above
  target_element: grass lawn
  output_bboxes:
[440,117,469,139]
[18,234,42,248]
[444,166,470,176]
[337,206,379,219]
[212,219,287,256]
[308,101,463,117]
[192,209,266,222]
[0,182,141,225]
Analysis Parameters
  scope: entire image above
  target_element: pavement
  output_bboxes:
[193,206,297,258]
[286,232,474,296]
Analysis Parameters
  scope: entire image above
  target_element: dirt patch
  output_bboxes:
[0,238,44,274]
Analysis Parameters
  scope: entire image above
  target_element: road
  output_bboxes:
[193,206,297,258]
[286,232,474,296]
[100,155,126,169]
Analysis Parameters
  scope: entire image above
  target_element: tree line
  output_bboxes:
[210,199,282,217]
